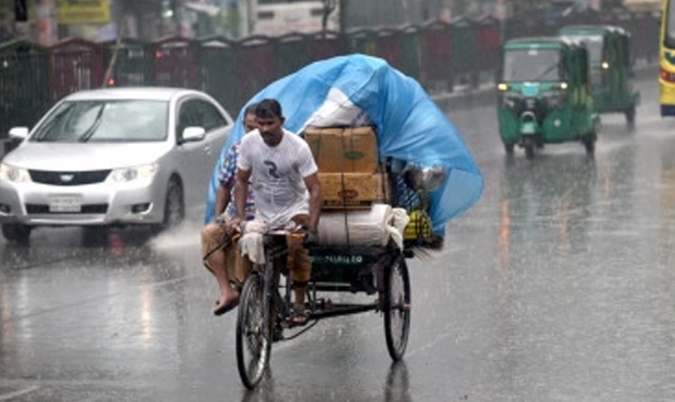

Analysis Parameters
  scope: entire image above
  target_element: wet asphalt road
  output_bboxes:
[2,71,675,401]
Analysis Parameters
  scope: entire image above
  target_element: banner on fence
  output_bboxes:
[57,0,110,25]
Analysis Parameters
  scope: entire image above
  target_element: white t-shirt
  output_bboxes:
[237,128,318,228]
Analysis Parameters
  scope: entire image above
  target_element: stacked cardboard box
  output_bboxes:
[304,126,389,209]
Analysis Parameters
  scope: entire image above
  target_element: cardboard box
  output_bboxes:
[304,126,379,173]
[319,172,390,210]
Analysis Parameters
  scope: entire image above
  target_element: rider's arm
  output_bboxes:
[214,184,230,217]
[214,144,238,218]
[234,168,251,223]
[303,172,322,231]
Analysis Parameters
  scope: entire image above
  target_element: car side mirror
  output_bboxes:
[181,126,206,143]
[8,127,29,140]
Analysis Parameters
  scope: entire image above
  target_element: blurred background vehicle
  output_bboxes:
[660,0,675,116]
[622,0,662,12]
[559,24,640,124]
[0,87,233,243]
[496,36,599,158]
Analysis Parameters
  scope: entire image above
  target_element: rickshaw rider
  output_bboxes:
[231,99,322,325]
[201,103,258,316]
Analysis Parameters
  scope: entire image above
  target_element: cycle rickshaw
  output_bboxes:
[204,54,484,390]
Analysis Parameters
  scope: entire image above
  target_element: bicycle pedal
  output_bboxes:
[272,326,284,342]
[316,299,333,312]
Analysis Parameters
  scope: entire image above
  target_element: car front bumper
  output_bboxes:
[0,178,164,227]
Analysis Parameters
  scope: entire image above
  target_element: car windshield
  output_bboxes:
[30,99,169,143]
[502,48,562,82]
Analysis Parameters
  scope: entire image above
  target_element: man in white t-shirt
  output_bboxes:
[231,99,322,325]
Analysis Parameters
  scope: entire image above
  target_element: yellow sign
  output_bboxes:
[58,0,110,25]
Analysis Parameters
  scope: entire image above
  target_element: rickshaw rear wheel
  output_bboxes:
[384,254,411,361]
[236,272,272,389]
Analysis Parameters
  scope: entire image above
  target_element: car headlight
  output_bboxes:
[0,163,31,183]
[106,163,157,183]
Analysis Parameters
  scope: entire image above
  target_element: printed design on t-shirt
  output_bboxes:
[263,160,280,179]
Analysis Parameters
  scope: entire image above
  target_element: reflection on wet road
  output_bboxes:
[2,72,675,401]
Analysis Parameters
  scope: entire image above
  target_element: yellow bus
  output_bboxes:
[660,0,675,116]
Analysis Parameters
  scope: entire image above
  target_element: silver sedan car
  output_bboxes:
[0,87,233,242]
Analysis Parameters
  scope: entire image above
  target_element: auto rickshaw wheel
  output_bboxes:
[504,143,515,156]
[625,107,636,126]
[583,136,595,156]
[524,144,535,160]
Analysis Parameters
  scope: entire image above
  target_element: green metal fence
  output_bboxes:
[0,40,51,138]
[0,10,661,141]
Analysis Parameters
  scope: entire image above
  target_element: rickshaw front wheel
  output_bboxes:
[236,272,272,389]
[384,254,411,361]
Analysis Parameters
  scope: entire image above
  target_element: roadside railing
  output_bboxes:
[0,9,660,139]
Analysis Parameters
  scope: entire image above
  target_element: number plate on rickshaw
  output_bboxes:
[311,254,365,265]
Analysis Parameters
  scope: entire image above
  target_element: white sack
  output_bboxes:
[317,204,393,247]
[239,220,268,264]
[301,87,374,129]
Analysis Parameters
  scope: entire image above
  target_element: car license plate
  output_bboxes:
[49,195,82,213]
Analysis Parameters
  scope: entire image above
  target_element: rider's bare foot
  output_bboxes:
[290,305,309,326]
[213,291,239,316]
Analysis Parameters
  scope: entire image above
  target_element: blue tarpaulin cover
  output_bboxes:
[204,54,483,234]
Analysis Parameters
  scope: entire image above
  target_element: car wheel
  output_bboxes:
[2,224,32,243]
[155,179,184,233]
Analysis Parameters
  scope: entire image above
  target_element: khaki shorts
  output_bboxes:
[203,214,312,285]
[285,214,311,283]
[201,219,251,289]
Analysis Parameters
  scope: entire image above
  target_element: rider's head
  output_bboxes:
[255,99,285,146]
[243,102,259,133]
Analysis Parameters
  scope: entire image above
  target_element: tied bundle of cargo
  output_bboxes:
[303,125,440,250]
[302,125,402,248]
[304,126,389,210]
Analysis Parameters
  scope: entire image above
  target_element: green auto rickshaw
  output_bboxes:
[497,36,600,159]
[558,25,640,125]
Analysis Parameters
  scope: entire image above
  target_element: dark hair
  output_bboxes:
[255,99,283,119]
[244,102,258,116]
